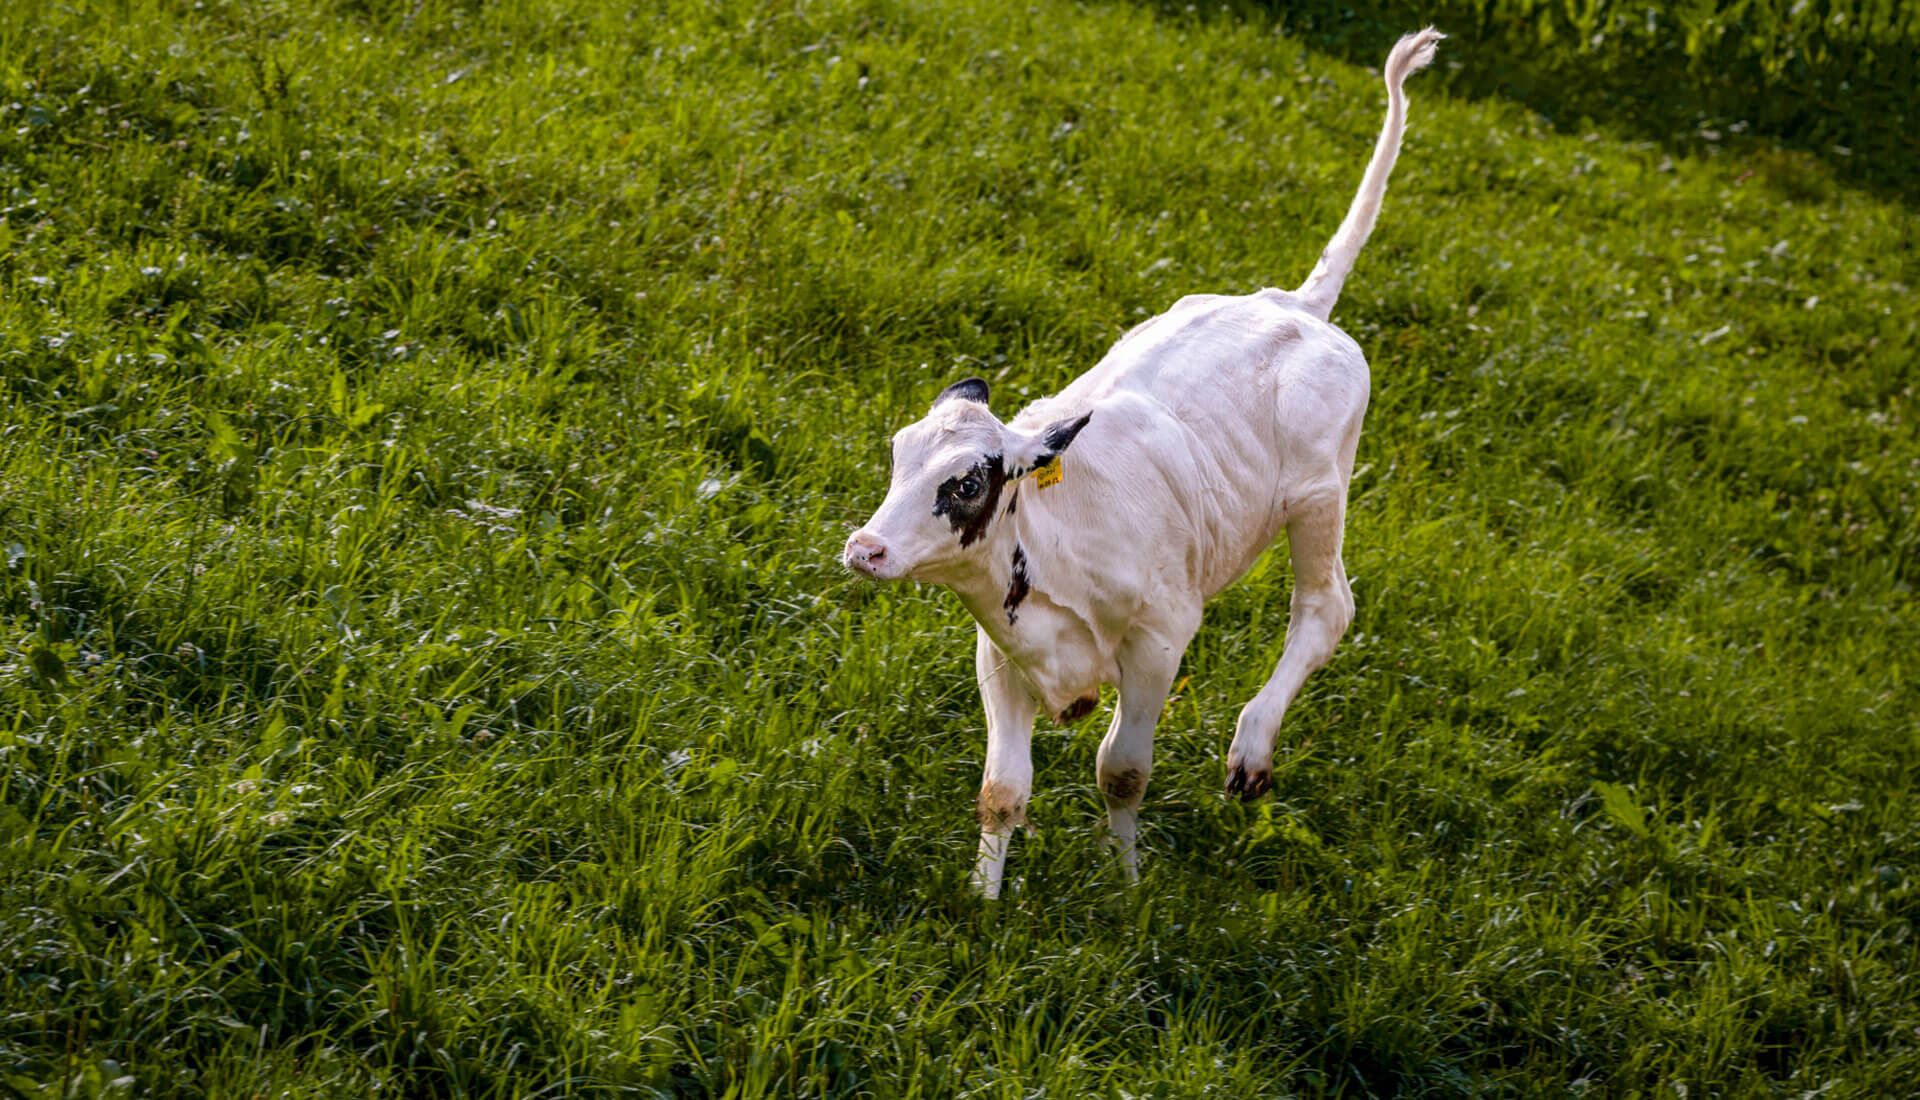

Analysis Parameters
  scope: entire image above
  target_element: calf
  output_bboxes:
[843,29,1444,897]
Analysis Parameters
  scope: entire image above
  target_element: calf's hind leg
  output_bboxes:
[1225,490,1355,799]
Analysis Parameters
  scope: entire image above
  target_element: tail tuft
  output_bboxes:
[1386,27,1445,87]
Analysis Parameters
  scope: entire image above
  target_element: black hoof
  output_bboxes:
[1225,767,1271,802]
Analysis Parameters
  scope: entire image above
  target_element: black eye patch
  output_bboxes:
[932,453,1006,548]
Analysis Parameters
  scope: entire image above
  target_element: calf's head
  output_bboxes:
[844,378,1089,582]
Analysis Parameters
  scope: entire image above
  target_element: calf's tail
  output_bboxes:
[1293,27,1444,321]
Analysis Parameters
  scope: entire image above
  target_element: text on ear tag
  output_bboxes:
[1034,460,1063,490]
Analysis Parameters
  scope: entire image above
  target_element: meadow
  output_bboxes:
[1,0,1916,1095]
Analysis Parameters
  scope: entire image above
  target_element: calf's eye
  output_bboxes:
[958,475,982,498]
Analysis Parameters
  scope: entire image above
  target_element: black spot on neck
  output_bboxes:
[1003,544,1030,624]
[931,453,1006,549]
[1005,486,1018,516]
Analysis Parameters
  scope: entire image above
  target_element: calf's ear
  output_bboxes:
[933,377,991,409]
[1004,411,1092,478]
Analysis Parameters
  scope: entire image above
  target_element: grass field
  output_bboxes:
[2,0,1917,1095]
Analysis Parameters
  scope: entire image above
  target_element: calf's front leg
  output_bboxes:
[1097,620,1196,884]
[973,627,1038,899]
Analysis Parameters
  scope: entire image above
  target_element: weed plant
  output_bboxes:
[0,0,1915,1096]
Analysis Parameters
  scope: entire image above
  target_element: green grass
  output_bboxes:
[2,0,1916,1095]
[1262,0,1918,198]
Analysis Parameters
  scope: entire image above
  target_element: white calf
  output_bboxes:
[844,29,1444,897]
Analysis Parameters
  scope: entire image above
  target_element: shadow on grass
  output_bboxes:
[1174,0,1918,204]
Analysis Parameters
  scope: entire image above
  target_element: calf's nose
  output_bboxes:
[843,531,889,575]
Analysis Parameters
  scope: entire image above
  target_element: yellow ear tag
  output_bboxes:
[1034,460,1063,490]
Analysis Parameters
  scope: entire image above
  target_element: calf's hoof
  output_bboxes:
[1224,765,1272,802]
